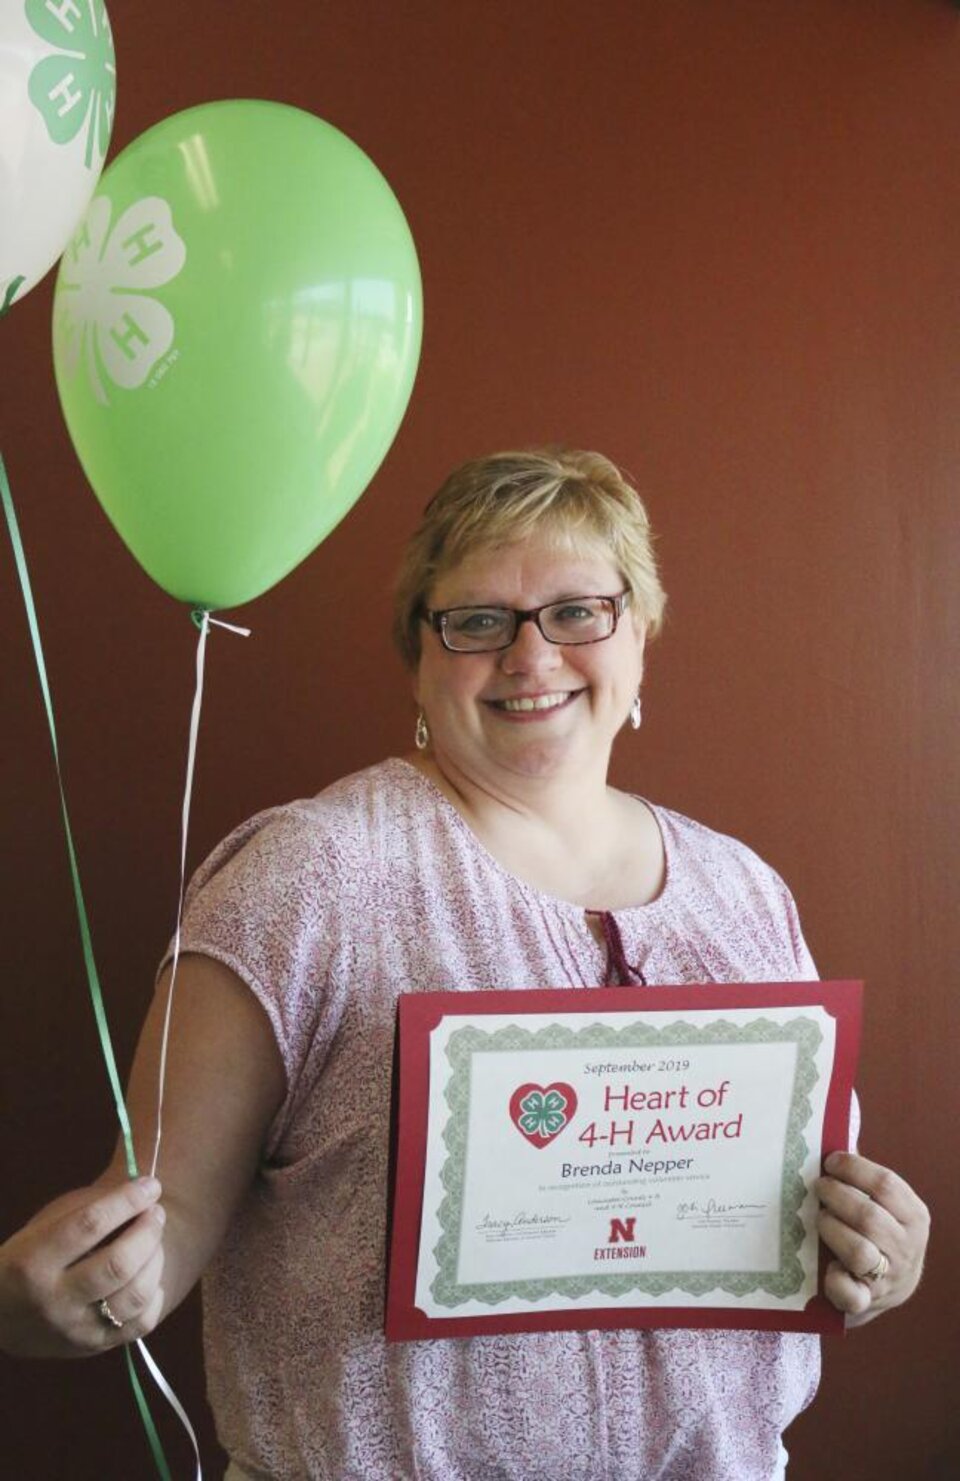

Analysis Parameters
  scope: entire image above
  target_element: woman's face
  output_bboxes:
[414,533,646,790]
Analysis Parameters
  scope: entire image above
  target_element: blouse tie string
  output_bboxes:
[589,910,647,987]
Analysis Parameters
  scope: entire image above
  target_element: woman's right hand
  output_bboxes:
[0,1175,165,1358]
[1,954,284,1364]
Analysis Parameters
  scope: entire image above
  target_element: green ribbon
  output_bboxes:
[0,450,136,1174]
[0,450,172,1478]
[126,1351,174,1481]
[1,277,26,318]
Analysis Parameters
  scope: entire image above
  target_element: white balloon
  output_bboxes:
[0,0,115,312]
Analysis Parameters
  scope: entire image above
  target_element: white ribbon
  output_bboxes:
[143,608,250,1477]
[150,611,250,1178]
[137,1338,204,1481]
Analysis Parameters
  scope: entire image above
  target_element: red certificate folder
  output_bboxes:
[386,981,862,1341]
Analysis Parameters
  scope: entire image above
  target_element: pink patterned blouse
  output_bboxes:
[175,759,821,1480]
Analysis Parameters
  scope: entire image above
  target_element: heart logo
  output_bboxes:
[509,1082,578,1148]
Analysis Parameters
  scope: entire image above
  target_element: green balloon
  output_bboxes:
[52,100,422,609]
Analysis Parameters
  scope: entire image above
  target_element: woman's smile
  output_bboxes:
[485,688,583,718]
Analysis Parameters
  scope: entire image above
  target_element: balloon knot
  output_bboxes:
[189,606,251,638]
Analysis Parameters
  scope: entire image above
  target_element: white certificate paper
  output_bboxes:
[386,983,861,1340]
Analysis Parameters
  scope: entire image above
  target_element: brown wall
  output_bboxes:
[2,2,957,1476]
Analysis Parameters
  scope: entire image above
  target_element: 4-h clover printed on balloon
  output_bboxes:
[26,0,116,169]
[52,99,423,611]
[55,195,186,406]
[0,0,117,306]
[509,1082,578,1149]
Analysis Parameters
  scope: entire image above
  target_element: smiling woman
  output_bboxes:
[0,449,930,1481]
[413,537,644,791]
[396,450,668,906]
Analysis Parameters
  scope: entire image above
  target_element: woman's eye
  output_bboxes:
[451,609,506,634]
[551,603,595,624]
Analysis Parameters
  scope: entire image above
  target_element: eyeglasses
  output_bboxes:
[423,592,631,653]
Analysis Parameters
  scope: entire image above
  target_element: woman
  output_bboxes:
[0,450,929,1480]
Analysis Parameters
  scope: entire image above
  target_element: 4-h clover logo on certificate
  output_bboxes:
[26,0,116,170]
[55,195,187,406]
[508,1082,578,1149]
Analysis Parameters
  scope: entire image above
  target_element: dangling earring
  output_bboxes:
[629,692,642,730]
[415,711,430,750]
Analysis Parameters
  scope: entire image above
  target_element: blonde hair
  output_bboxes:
[392,448,666,667]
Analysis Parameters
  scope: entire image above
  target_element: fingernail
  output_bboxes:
[151,1204,166,1226]
[824,1153,842,1172]
[136,1176,162,1198]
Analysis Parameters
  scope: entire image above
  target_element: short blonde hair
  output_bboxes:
[393,448,666,667]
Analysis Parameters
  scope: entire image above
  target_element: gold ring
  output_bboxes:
[96,1297,124,1330]
[860,1251,889,1284]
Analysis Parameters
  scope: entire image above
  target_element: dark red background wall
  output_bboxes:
[2,3,957,1476]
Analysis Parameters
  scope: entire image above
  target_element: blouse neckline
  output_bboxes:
[388,756,674,922]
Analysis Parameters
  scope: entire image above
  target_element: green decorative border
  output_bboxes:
[430,1016,822,1308]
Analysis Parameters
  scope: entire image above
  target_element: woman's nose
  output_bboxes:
[499,616,563,673]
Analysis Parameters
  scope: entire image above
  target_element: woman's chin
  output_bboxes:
[484,730,589,781]
[432,717,604,788]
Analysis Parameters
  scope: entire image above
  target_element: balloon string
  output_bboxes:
[135,1339,204,1481]
[150,608,250,1180]
[0,450,138,1173]
[125,1347,174,1481]
[0,277,25,318]
[0,450,180,1478]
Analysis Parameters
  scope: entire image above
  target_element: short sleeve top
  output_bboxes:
[173,759,821,1481]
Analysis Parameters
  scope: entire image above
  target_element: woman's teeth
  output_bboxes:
[499,693,570,712]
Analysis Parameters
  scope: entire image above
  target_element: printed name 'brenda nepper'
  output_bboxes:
[560,1156,695,1178]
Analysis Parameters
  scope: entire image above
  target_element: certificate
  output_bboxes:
[385,981,861,1340]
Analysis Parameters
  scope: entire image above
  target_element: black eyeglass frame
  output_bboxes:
[422,592,632,653]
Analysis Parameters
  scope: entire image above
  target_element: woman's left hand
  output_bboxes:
[816,1151,930,1326]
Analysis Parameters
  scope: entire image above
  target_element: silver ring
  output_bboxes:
[860,1250,889,1284]
[96,1297,124,1330]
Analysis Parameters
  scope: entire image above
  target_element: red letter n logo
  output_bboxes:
[608,1216,636,1244]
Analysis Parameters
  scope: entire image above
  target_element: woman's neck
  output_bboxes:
[407,747,611,836]
[404,750,664,910]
